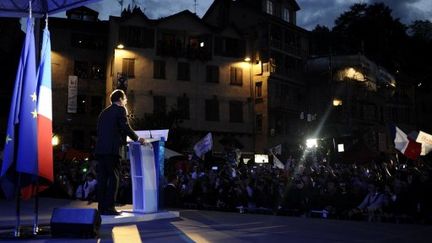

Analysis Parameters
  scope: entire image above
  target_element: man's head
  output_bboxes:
[110,89,127,106]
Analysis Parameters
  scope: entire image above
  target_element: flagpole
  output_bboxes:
[14,172,22,237]
[33,179,39,235]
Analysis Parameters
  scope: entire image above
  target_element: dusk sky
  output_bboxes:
[80,0,432,30]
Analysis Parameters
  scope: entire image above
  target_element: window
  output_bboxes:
[256,114,263,132]
[177,96,190,120]
[266,0,273,15]
[230,67,243,86]
[282,8,289,22]
[72,130,85,149]
[153,96,166,115]
[153,60,166,79]
[206,65,219,83]
[229,101,243,123]
[255,82,263,98]
[118,26,155,49]
[71,33,105,50]
[177,62,190,81]
[89,63,105,80]
[74,61,89,79]
[90,96,103,115]
[77,95,87,114]
[214,36,245,58]
[74,61,105,80]
[205,99,219,121]
[122,58,135,78]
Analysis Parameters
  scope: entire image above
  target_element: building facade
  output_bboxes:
[203,0,309,155]
[106,8,253,153]
[50,7,107,151]
[305,54,400,159]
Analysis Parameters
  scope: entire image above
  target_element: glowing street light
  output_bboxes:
[116,43,125,49]
[306,138,318,148]
[52,134,60,146]
[332,98,343,106]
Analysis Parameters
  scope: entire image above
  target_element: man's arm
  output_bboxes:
[117,106,147,144]
[117,106,139,141]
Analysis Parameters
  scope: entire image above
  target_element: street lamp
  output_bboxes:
[306,138,318,148]
[332,98,343,106]
[52,134,60,146]
[244,57,255,154]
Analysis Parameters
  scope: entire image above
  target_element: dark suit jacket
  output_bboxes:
[163,184,179,208]
[95,104,138,155]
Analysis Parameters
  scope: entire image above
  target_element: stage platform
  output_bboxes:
[0,197,179,229]
[1,198,431,242]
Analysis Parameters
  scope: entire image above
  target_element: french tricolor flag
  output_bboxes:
[393,126,421,161]
[36,26,54,186]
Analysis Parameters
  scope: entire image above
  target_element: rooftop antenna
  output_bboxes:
[194,0,197,14]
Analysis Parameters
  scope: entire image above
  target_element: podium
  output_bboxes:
[128,138,165,213]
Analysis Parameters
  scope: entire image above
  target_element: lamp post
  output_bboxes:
[244,57,255,154]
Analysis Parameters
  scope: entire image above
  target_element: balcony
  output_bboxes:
[156,40,212,60]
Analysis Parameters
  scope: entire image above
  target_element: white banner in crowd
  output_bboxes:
[394,126,409,152]
[270,144,282,155]
[194,132,213,157]
[272,153,285,169]
[416,131,432,155]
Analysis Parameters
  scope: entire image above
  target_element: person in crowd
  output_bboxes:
[350,181,388,221]
[94,89,146,215]
[75,173,97,203]
[164,174,179,208]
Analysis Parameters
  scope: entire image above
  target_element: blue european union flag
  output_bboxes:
[0,17,38,199]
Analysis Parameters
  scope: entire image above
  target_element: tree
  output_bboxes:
[310,25,332,56]
[409,20,432,41]
[332,3,407,72]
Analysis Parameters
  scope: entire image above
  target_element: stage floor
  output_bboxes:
[0,197,178,228]
[1,198,431,242]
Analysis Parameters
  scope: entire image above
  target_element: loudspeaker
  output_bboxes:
[50,208,101,238]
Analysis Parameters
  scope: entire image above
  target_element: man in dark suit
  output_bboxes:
[163,174,179,208]
[95,89,145,215]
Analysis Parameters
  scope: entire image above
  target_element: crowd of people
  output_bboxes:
[1,145,432,224]
[163,152,432,224]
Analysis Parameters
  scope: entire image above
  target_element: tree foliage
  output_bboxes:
[310,2,431,88]
[332,3,407,72]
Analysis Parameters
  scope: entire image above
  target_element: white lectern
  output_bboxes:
[128,141,161,213]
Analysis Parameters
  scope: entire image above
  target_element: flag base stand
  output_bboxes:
[0,225,51,240]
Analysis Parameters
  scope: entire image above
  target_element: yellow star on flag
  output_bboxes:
[5,134,12,144]
[31,92,37,102]
[31,109,38,118]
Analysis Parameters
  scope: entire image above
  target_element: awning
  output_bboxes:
[165,148,182,159]
[0,0,101,17]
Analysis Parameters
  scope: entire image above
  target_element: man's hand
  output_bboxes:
[138,137,145,144]
[138,137,150,146]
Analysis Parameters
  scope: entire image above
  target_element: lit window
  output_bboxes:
[230,67,243,86]
[333,98,343,106]
[282,8,289,22]
[266,0,273,15]
[122,58,135,78]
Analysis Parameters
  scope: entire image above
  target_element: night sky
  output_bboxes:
[81,0,432,30]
